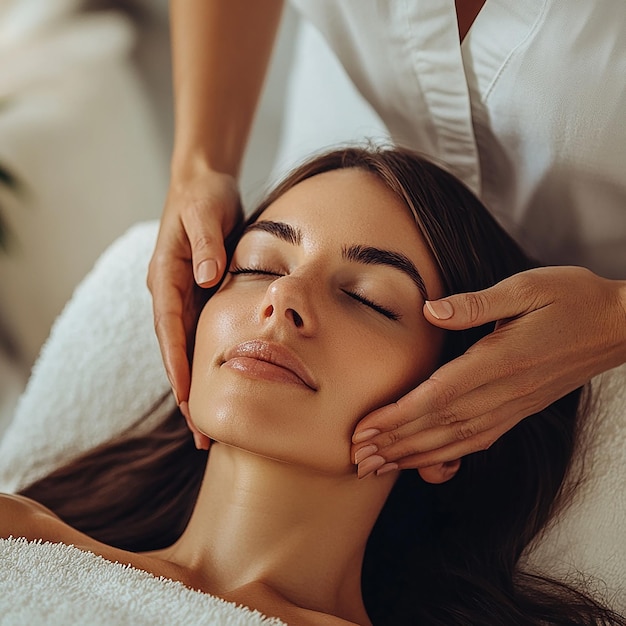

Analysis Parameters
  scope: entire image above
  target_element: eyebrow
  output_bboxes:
[342,244,428,300]
[244,220,428,299]
[245,220,301,245]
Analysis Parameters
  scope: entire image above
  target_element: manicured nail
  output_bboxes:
[425,299,453,320]
[197,259,218,285]
[354,444,378,465]
[192,433,202,450]
[358,455,386,479]
[352,428,381,444]
[376,462,399,476]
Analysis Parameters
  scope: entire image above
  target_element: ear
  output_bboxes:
[418,459,461,484]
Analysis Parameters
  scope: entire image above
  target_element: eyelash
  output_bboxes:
[228,266,401,321]
[342,290,401,321]
[229,265,283,278]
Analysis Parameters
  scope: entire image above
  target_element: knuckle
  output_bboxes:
[462,292,488,324]
[512,272,539,300]
[435,406,459,426]
[191,234,217,255]
[453,420,479,441]
[381,429,403,447]
[383,402,410,431]
[146,257,160,292]
[509,272,547,311]
[153,310,166,335]
[423,377,458,412]
[496,359,538,398]
[496,353,534,382]
[147,250,172,287]
[386,437,421,462]
[495,356,519,381]
[146,271,155,293]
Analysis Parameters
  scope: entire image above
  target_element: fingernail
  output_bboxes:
[358,455,386,479]
[197,259,218,285]
[354,444,378,464]
[352,428,381,444]
[376,462,399,476]
[425,299,453,320]
[192,433,202,450]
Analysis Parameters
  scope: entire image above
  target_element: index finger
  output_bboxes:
[152,281,191,404]
[353,344,515,440]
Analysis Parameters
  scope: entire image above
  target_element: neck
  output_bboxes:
[165,442,395,623]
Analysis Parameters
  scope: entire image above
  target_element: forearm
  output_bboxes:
[169,0,284,178]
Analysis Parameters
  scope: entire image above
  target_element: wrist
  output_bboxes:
[170,149,237,184]
[171,112,248,179]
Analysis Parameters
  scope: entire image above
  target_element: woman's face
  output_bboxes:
[189,168,445,475]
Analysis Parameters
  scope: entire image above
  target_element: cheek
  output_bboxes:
[194,290,255,356]
[328,321,445,427]
[189,292,255,415]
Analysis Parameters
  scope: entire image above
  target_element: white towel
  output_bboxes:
[523,362,626,609]
[0,222,172,492]
[0,537,286,626]
[0,221,624,615]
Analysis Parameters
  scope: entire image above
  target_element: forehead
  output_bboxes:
[261,168,418,249]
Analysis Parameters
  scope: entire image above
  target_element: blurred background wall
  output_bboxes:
[0,0,386,429]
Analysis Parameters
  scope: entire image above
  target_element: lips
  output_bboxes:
[222,340,318,390]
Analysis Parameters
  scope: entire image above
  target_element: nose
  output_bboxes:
[260,275,318,335]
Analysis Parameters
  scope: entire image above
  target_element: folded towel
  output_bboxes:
[0,537,286,626]
[0,222,624,615]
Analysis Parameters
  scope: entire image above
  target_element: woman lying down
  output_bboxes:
[2,147,624,625]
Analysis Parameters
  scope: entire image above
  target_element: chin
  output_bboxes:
[191,401,353,477]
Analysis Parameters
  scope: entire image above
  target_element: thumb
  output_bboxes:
[186,211,228,288]
[423,277,530,330]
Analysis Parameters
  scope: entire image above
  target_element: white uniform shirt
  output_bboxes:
[290,0,626,278]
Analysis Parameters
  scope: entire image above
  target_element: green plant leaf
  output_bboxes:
[0,209,9,253]
[0,161,22,254]
[0,166,19,191]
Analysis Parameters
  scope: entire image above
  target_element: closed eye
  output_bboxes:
[230,266,401,321]
[229,266,284,278]
[342,290,401,321]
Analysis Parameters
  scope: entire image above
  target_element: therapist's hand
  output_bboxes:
[148,166,242,449]
[352,266,626,481]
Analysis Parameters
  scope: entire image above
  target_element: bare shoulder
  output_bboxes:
[0,493,63,540]
[0,492,110,553]
[0,493,177,578]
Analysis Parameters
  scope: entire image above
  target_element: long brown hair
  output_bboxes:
[23,146,624,625]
